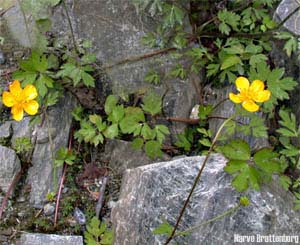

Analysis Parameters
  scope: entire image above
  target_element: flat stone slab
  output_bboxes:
[275,0,300,35]
[111,154,300,244]
[19,233,83,245]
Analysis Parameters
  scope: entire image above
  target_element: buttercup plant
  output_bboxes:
[2,80,39,121]
[163,77,271,244]
[229,76,271,112]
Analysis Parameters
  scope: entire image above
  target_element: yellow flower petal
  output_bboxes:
[11,104,24,121]
[235,77,249,92]
[23,100,39,115]
[9,80,23,98]
[250,79,265,93]
[23,84,38,100]
[229,93,242,103]
[252,90,271,103]
[2,91,16,107]
[242,100,259,112]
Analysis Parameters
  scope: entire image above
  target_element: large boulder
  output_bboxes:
[111,154,299,244]
[51,0,199,137]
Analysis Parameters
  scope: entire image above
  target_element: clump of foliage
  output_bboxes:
[73,92,170,158]
[84,217,114,245]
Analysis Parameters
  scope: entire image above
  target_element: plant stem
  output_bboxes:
[102,47,176,70]
[0,169,23,220]
[62,0,79,55]
[174,204,241,237]
[54,162,67,226]
[164,115,235,244]
[54,130,73,226]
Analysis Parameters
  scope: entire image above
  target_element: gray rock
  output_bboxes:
[2,3,32,47]
[102,139,170,174]
[26,93,77,205]
[0,145,21,193]
[204,85,269,150]
[11,117,32,147]
[43,203,55,216]
[0,121,12,138]
[111,154,300,244]
[74,207,86,225]
[0,51,5,65]
[275,0,300,35]
[271,0,300,146]
[52,0,198,137]
[19,233,83,245]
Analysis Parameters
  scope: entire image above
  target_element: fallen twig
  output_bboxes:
[0,169,23,219]
[54,131,73,226]
[95,176,109,218]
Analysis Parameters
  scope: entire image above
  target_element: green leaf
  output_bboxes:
[175,134,192,151]
[279,175,292,191]
[145,140,163,158]
[35,76,48,97]
[119,117,140,134]
[154,124,170,143]
[54,147,76,167]
[253,148,282,174]
[162,4,184,29]
[141,123,155,140]
[224,160,247,174]
[100,230,114,245]
[207,63,220,77]
[277,110,298,137]
[219,139,251,161]
[199,138,211,147]
[153,221,173,236]
[249,54,268,67]
[131,138,144,150]
[44,90,61,106]
[103,124,119,139]
[141,32,157,48]
[198,105,213,120]
[144,70,161,85]
[169,64,186,79]
[232,172,249,192]
[13,70,37,84]
[221,55,242,70]
[141,92,162,116]
[105,95,118,115]
[218,10,241,34]
[81,70,95,87]
[125,107,145,122]
[108,105,125,123]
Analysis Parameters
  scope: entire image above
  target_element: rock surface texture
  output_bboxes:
[51,0,198,137]
[19,233,83,245]
[111,154,300,244]
[275,0,300,35]
[0,145,20,193]
[26,93,77,206]
[274,0,300,146]
[102,139,170,174]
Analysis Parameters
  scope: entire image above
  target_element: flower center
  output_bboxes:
[240,89,255,102]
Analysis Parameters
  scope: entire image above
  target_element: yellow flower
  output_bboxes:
[229,76,271,112]
[2,80,39,121]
